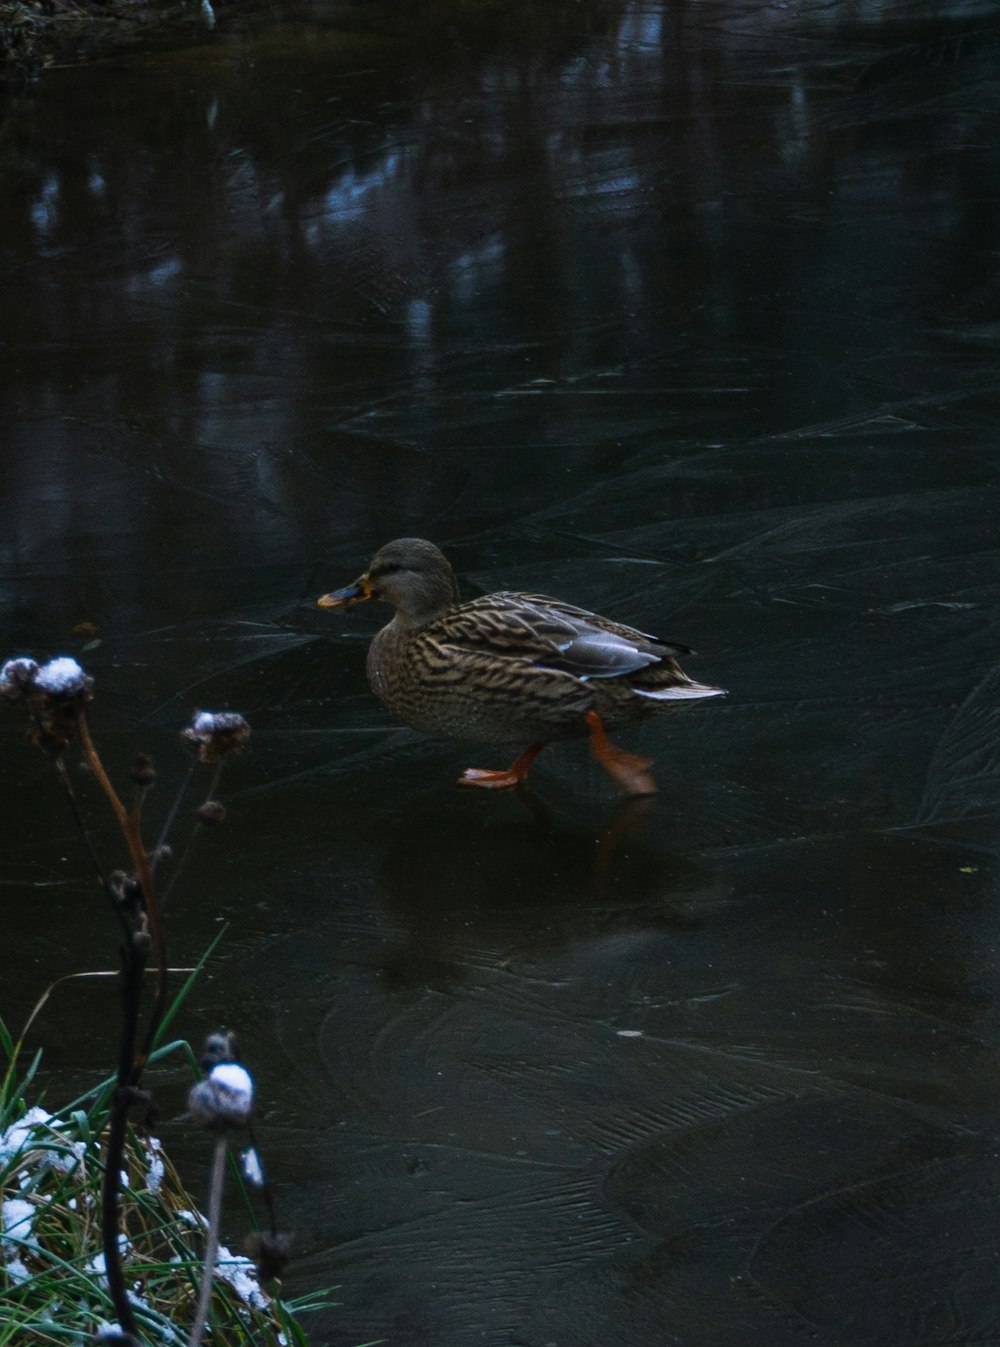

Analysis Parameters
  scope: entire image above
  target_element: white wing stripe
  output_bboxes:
[632,684,726,701]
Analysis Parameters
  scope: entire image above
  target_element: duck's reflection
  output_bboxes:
[368,792,728,990]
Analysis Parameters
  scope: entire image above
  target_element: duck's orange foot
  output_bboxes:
[585,709,658,796]
[458,743,544,790]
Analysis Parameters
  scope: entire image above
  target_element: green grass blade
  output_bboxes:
[152,923,229,1051]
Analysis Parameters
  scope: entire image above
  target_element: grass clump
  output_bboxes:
[0,654,332,1343]
[0,1024,323,1346]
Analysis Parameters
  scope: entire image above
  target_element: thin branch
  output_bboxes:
[26,700,130,940]
[153,758,199,864]
[78,710,168,1075]
[141,760,225,1068]
[160,761,226,912]
[49,748,132,942]
[187,1134,228,1347]
[100,939,146,1343]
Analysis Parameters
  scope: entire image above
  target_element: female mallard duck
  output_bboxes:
[318,538,725,796]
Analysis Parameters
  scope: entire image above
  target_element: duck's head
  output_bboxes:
[317,537,460,625]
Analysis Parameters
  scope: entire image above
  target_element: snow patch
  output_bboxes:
[35,657,91,696]
[2,1197,36,1255]
[145,1136,165,1195]
[214,1246,270,1310]
[240,1146,264,1188]
[0,1107,53,1164]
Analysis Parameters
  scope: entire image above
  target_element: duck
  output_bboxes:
[317,538,725,796]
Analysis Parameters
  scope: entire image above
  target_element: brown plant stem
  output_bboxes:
[72,710,162,1343]
[27,700,127,936]
[153,758,198,866]
[187,1134,228,1347]
[159,761,225,912]
[78,709,168,1078]
[100,936,146,1343]
[31,708,143,1336]
[139,760,225,1068]
[45,746,132,942]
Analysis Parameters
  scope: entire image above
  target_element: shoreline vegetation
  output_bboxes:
[1,1049,323,1345]
[0,658,326,1343]
[0,0,216,78]
[0,0,621,81]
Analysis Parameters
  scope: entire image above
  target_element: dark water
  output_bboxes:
[3,1,1000,1342]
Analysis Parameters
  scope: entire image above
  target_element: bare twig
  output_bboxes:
[160,760,225,912]
[187,1134,228,1347]
[152,758,198,867]
[99,936,146,1342]
[78,708,169,1061]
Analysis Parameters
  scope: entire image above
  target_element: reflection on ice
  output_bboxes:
[618,5,663,50]
[450,235,505,303]
[29,171,60,236]
[142,255,183,289]
[319,152,404,224]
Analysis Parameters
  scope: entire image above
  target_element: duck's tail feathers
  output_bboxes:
[634,681,727,702]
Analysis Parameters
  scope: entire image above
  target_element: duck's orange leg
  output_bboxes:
[459,743,544,790]
[585,709,657,796]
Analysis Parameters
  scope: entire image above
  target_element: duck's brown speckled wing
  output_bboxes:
[429,592,692,681]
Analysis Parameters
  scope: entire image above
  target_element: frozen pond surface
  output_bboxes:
[3,1,1000,1342]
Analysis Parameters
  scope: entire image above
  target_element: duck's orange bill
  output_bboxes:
[317,575,373,609]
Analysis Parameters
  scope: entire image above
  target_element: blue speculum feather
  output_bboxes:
[539,631,666,679]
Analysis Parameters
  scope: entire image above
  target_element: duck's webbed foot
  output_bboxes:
[458,743,544,790]
[585,709,657,796]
